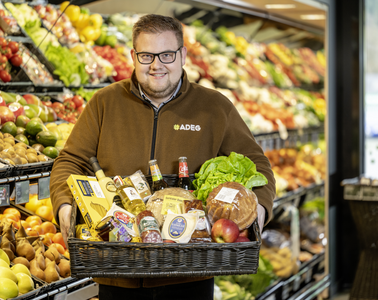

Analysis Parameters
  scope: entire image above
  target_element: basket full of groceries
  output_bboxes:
[67,152,267,278]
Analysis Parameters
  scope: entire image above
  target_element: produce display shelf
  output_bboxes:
[286,274,330,300]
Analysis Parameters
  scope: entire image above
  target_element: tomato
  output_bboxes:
[0,55,7,64]
[0,37,6,48]
[72,95,84,108]
[66,116,77,124]
[0,70,11,83]
[2,47,12,59]
[0,10,5,17]
[10,54,22,67]
[7,41,19,54]
[77,105,85,114]
[63,99,76,111]
[0,63,6,70]
[52,102,65,114]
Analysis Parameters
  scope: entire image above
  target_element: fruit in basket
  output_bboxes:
[235,236,250,242]
[58,259,71,278]
[211,219,239,243]
[44,246,60,264]
[16,239,36,261]
[45,260,60,283]
[8,103,25,119]
[43,146,59,159]
[16,273,34,294]
[0,259,9,269]
[36,131,57,147]
[12,257,30,269]
[40,221,57,234]
[11,264,31,277]
[0,70,11,83]
[29,258,45,281]
[0,106,15,124]
[25,120,44,137]
[3,208,21,221]
[0,277,18,299]
[35,205,54,221]
[52,232,66,249]
[0,266,17,283]
[22,94,41,106]
[0,249,10,265]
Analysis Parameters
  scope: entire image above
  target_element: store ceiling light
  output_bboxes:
[300,14,326,20]
[265,4,296,9]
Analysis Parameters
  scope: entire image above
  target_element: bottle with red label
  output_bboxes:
[177,157,192,191]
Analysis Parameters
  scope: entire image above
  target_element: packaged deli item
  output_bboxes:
[162,212,199,243]
[103,202,138,237]
[183,200,211,243]
[206,182,258,231]
[146,187,196,228]
[136,210,163,243]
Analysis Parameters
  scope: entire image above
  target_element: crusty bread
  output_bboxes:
[206,182,258,230]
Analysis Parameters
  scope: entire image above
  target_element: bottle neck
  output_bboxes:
[95,169,106,180]
[178,161,189,178]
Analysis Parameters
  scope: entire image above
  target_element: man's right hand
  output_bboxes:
[58,204,72,249]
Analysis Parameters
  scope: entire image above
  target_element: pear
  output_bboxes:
[2,222,16,248]
[16,238,35,261]
[32,238,45,255]
[15,273,34,294]
[44,247,60,264]
[58,259,71,278]
[12,257,30,269]
[45,260,60,283]
[0,277,18,299]
[15,220,28,240]
[0,266,17,283]
[29,259,45,281]
[0,248,10,265]
[45,257,60,273]
[11,263,31,277]
[36,252,46,271]
[0,236,15,261]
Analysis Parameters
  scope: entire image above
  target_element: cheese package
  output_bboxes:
[161,212,199,243]
[67,175,110,229]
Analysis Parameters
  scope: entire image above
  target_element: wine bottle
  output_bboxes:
[89,157,117,208]
[113,176,146,216]
[148,159,168,193]
[177,156,192,190]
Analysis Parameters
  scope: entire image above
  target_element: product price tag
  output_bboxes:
[305,268,313,284]
[38,176,50,200]
[343,185,362,200]
[293,275,301,291]
[215,187,239,204]
[0,185,10,206]
[54,290,67,300]
[15,180,30,205]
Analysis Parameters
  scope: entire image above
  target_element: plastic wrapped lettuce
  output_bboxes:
[192,152,268,202]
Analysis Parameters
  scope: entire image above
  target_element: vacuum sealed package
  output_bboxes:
[162,212,199,243]
[136,210,163,243]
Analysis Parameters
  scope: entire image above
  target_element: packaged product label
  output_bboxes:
[138,216,160,234]
[161,195,184,215]
[103,202,138,237]
[109,219,132,242]
[129,172,152,201]
[123,187,142,200]
[150,164,163,181]
[162,212,199,243]
[214,187,239,204]
[188,209,207,231]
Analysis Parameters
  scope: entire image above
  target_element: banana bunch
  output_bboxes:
[216,280,253,300]
[260,247,299,278]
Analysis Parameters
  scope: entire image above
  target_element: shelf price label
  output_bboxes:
[38,177,50,200]
[54,290,67,300]
[15,180,30,205]
[0,185,10,207]
[306,268,313,284]
[293,275,301,291]
[282,285,290,299]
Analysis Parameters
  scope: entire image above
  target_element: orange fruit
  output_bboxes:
[32,225,44,235]
[50,243,65,254]
[26,215,42,225]
[52,232,66,249]
[4,213,18,223]
[35,205,53,221]
[40,221,57,234]
[45,232,55,240]
[20,220,31,230]
[25,194,44,213]
[25,228,39,237]
[44,198,53,209]
[3,208,21,220]
[6,219,19,230]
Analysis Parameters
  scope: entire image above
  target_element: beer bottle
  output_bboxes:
[177,157,192,190]
[149,159,168,193]
[113,176,146,216]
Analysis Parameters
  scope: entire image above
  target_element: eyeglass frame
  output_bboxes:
[134,46,183,65]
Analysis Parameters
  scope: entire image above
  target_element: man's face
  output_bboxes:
[131,31,187,104]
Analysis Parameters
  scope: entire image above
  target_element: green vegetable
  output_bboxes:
[193,152,268,203]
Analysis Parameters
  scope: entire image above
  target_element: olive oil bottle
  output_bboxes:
[113,176,146,216]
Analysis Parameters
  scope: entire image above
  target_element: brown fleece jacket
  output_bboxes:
[50,71,275,288]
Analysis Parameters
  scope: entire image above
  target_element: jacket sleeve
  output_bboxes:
[219,105,276,224]
[50,93,102,225]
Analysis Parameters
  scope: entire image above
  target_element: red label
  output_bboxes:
[179,162,189,178]
[114,211,131,225]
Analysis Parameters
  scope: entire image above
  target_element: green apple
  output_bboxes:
[0,277,19,299]
[0,249,10,265]
[16,273,34,294]
[11,264,31,277]
[0,266,17,283]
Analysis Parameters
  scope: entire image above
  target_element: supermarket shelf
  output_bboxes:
[66,282,99,300]
[287,274,330,300]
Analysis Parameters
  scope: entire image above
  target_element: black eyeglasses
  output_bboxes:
[134,46,183,64]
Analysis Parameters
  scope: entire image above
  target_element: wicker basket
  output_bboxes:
[68,176,261,278]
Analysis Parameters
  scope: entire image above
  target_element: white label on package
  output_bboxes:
[89,181,105,198]
[214,187,239,203]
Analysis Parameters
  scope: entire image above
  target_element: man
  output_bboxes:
[50,14,275,300]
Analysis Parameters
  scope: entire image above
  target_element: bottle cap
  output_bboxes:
[149,159,157,164]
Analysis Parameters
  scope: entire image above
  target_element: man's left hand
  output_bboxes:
[257,204,265,235]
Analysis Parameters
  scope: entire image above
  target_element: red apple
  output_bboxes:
[239,229,249,238]
[7,102,25,118]
[211,219,239,243]
[0,96,6,106]
[23,94,41,105]
[0,106,15,124]
[235,236,250,243]
[163,239,176,243]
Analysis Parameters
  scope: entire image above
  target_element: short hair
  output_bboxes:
[132,14,183,49]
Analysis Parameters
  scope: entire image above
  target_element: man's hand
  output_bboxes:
[257,204,265,235]
[58,204,72,249]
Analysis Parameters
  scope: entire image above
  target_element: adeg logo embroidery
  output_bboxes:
[174,124,201,131]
